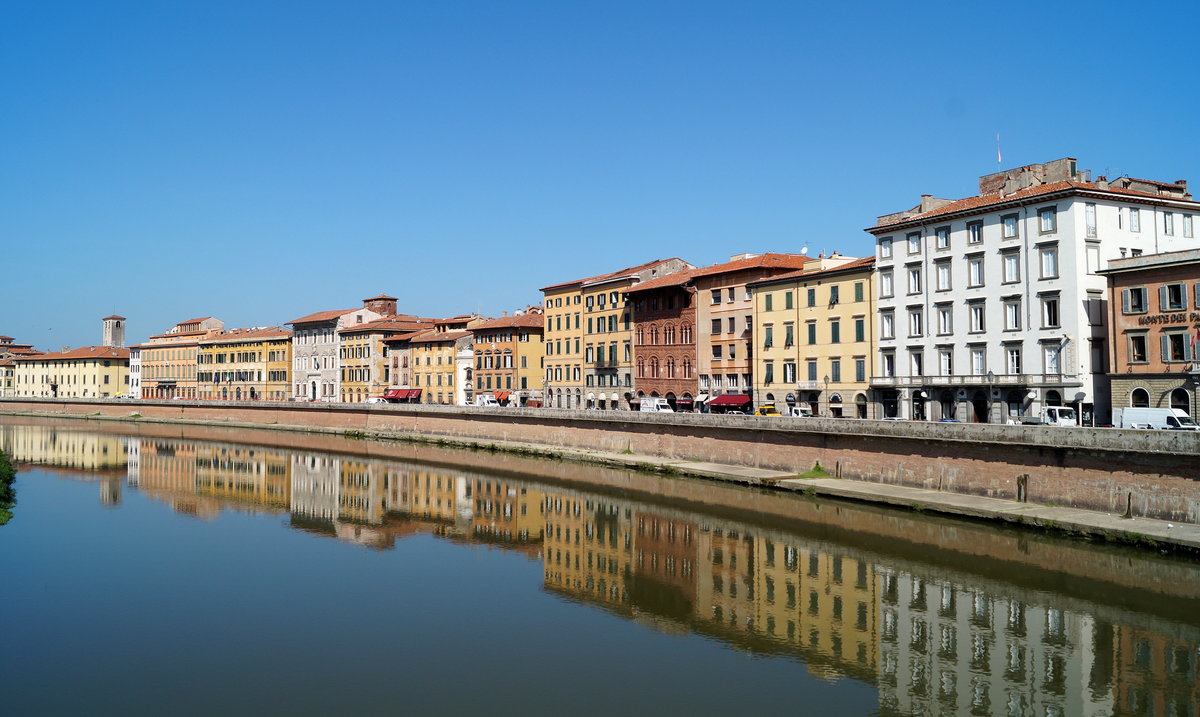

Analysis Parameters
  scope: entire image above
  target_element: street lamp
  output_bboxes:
[823,374,829,417]
[986,370,996,423]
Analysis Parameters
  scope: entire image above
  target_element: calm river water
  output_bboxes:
[1,419,1197,717]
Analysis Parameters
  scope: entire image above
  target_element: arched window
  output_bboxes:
[636,328,644,345]
[665,326,675,344]
[1131,388,1150,407]
[682,359,692,379]
[650,326,659,345]
[1170,388,1191,415]
[636,359,645,378]
[680,324,692,343]
[650,357,659,377]
[666,357,676,378]
[1045,390,1063,406]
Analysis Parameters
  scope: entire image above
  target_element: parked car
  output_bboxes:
[364,397,388,404]
[755,404,781,416]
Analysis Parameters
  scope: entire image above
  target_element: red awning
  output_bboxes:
[706,394,751,407]
[407,389,422,400]
[384,389,405,399]
[495,391,510,401]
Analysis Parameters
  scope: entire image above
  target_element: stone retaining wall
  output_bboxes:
[3,397,1199,523]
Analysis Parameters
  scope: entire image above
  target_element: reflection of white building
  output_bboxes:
[289,453,341,520]
[876,569,1112,717]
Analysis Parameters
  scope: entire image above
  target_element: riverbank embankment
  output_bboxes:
[2,397,1199,552]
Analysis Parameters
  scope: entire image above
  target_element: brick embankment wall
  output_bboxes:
[2,398,1199,523]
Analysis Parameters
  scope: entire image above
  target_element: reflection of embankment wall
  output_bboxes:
[4,398,1199,522]
[2,412,1197,614]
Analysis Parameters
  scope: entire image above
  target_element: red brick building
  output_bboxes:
[627,268,699,409]
[1100,248,1200,418]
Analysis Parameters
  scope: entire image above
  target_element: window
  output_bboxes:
[908,232,921,254]
[711,345,722,359]
[1001,215,1018,239]
[854,282,863,302]
[781,361,796,383]
[932,226,949,249]
[727,287,735,302]
[764,361,774,384]
[830,286,840,305]
[807,288,816,307]
[881,312,895,340]
[785,291,794,310]
[1002,252,1020,283]
[937,306,952,335]
[807,323,817,345]
[1039,246,1059,279]
[831,321,841,343]
[854,318,864,342]
[967,256,984,287]
[969,303,985,332]
[1185,214,1194,239]
[1129,334,1147,363]
[881,353,895,377]
[1041,296,1060,328]
[910,351,924,377]
[807,360,818,381]
[831,359,841,382]
[711,318,722,335]
[1164,212,1175,236]
[855,359,865,382]
[728,343,736,360]
[880,271,894,298]
[1006,347,1022,375]
[764,326,774,348]
[1123,287,1148,314]
[939,350,953,376]
[1044,345,1061,374]
[880,237,893,258]
[784,324,795,347]
[970,348,985,375]
[1038,207,1057,233]
[1130,207,1140,232]
[1004,301,1021,330]
[1161,283,1186,311]
[765,294,773,311]
[1085,202,1097,238]
[1163,332,1192,362]
[711,290,721,305]
[724,317,734,333]
[908,309,923,337]
[935,261,951,291]
[908,267,922,294]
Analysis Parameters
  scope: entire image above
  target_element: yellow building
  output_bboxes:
[408,315,484,405]
[468,309,545,406]
[337,314,434,403]
[0,424,129,472]
[541,258,691,410]
[469,478,544,545]
[0,358,13,396]
[134,317,225,399]
[196,327,292,401]
[542,492,635,607]
[0,335,41,397]
[12,346,130,398]
[193,444,291,511]
[750,256,876,417]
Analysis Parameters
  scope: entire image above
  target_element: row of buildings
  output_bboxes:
[4,423,1194,715]
[3,157,1200,425]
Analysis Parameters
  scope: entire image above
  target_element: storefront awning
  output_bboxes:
[675,397,693,404]
[495,391,510,401]
[695,394,710,403]
[384,389,406,399]
[707,394,751,407]
[407,389,422,400]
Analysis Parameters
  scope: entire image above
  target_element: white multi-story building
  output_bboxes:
[287,294,393,402]
[868,158,1199,425]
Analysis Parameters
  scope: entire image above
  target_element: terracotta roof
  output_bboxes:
[437,314,478,323]
[8,347,43,356]
[0,358,14,366]
[0,336,14,341]
[339,315,435,334]
[362,293,397,301]
[287,308,357,325]
[409,330,471,344]
[16,346,130,361]
[380,330,430,344]
[102,315,126,321]
[200,327,292,344]
[624,267,701,293]
[871,180,1194,231]
[145,330,207,340]
[627,253,811,294]
[540,258,685,292]
[470,313,545,331]
[749,256,876,287]
[178,317,214,324]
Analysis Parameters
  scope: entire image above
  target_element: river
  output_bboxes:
[0,419,1197,716]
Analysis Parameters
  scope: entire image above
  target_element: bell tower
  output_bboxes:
[102,315,126,348]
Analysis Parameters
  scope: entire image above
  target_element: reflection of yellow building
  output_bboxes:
[543,494,634,607]
[338,459,387,524]
[0,424,129,471]
[12,346,130,398]
[193,444,291,511]
[197,327,292,401]
[470,478,543,544]
[400,469,467,523]
[751,256,875,417]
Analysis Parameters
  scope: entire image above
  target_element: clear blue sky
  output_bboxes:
[3,0,1197,348]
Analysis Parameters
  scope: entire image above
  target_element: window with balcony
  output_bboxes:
[910,351,924,377]
[807,360,818,381]
[971,348,986,375]
[1007,347,1022,375]
[939,350,953,376]
[1043,345,1062,374]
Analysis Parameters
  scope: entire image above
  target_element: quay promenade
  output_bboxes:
[1,397,1198,551]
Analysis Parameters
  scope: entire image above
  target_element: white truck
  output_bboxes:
[1115,407,1199,430]
[1019,406,1078,427]
[473,395,500,407]
[639,397,674,413]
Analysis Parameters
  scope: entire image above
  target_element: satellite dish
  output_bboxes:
[800,246,809,255]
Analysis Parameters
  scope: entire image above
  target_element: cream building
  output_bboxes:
[288,294,396,402]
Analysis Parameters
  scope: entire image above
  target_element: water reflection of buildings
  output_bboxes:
[0,424,130,505]
[6,426,1198,710]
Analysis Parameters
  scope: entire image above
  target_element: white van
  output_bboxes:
[1019,406,1077,427]
[1116,407,1199,430]
[639,397,674,413]
[474,395,500,407]
[785,406,813,418]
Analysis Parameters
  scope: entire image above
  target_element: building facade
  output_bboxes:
[12,346,130,398]
[627,269,699,409]
[750,256,875,417]
[135,317,225,400]
[542,258,691,410]
[469,309,545,405]
[867,158,1199,424]
[338,314,435,403]
[288,296,393,402]
[409,315,484,405]
[196,327,293,401]
[1099,248,1200,419]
